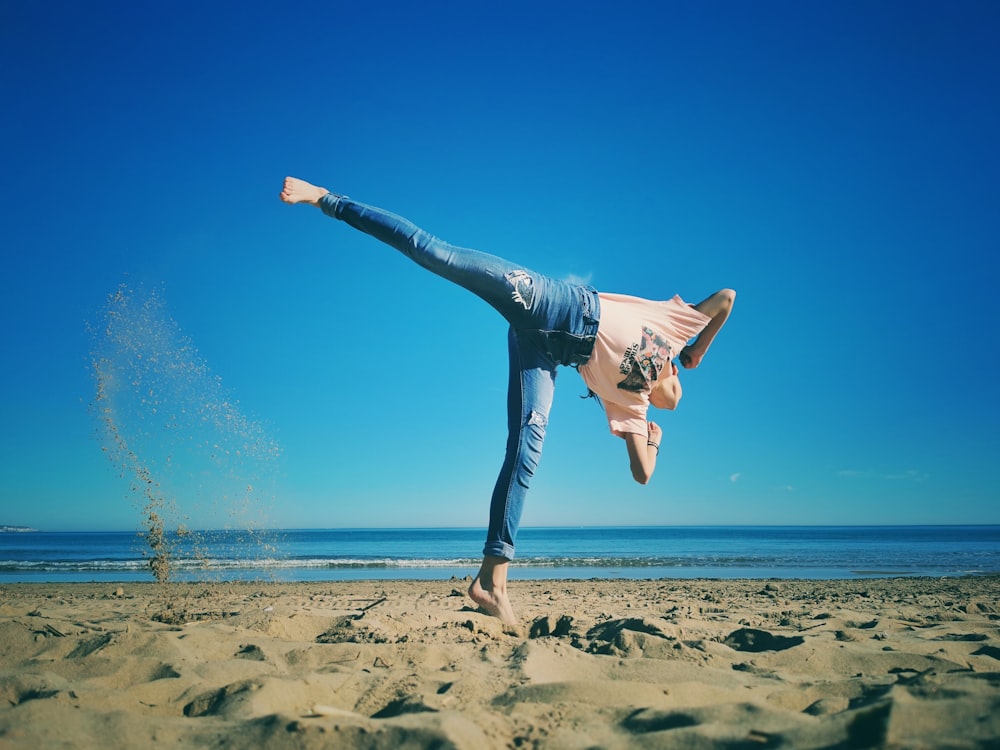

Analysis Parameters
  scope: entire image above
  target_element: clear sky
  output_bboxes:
[1,1,997,532]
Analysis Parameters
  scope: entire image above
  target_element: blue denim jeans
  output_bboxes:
[320,194,601,560]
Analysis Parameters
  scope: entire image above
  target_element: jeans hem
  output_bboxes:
[482,543,515,561]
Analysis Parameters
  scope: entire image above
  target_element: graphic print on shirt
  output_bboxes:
[617,326,673,392]
[504,270,535,311]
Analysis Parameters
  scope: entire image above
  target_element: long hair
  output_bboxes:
[581,389,603,410]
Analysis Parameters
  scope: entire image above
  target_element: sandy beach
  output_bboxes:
[1,576,998,749]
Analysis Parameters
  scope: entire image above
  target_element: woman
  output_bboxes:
[280,176,735,625]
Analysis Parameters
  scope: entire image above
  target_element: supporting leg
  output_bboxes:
[471,329,556,625]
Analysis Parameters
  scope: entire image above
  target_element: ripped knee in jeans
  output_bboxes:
[504,270,535,310]
[527,410,548,429]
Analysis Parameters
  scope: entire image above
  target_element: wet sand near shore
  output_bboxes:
[1,576,998,749]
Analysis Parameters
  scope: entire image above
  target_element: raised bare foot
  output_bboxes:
[468,574,518,626]
[280,176,329,206]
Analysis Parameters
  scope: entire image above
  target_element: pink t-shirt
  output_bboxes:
[578,293,711,437]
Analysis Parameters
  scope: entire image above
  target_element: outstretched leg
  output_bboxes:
[281,176,597,349]
[282,176,545,329]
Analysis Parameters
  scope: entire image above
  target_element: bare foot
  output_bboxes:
[468,576,518,625]
[468,557,518,626]
[280,176,329,206]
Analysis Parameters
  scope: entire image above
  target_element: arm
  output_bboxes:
[680,288,736,369]
[623,421,662,484]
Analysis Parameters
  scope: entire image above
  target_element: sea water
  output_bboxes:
[1,526,998,583]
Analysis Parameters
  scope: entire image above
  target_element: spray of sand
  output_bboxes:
[90,284,282,582]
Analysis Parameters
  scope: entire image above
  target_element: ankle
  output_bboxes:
[480,556,510,587]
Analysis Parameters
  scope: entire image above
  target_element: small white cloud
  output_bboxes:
[564,272,593,286]
[885,469,929,482]
[729,473,740,483]
[839,468,928,482]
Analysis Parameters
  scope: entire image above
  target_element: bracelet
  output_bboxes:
[647,441,659,454]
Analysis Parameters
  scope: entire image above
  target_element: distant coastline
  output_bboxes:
[0,525,37,533]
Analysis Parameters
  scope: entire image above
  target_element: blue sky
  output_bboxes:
[1,0,997,532]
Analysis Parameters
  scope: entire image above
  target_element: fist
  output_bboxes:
[647,421,662,441]
[679,346,703,369]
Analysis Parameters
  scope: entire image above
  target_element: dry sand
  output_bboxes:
[1,576,998,749]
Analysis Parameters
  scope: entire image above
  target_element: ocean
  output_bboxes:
[1,526,998,584]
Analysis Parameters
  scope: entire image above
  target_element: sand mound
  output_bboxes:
[0,577,997,748]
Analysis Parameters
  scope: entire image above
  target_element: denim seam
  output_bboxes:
[498,344,527,561]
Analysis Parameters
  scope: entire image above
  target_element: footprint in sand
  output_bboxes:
[722,628,804,653]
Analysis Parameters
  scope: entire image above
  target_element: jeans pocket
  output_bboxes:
[532,330,596,367]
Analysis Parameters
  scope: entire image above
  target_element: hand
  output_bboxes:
[647,421,662,446]
[679,345,703,369]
